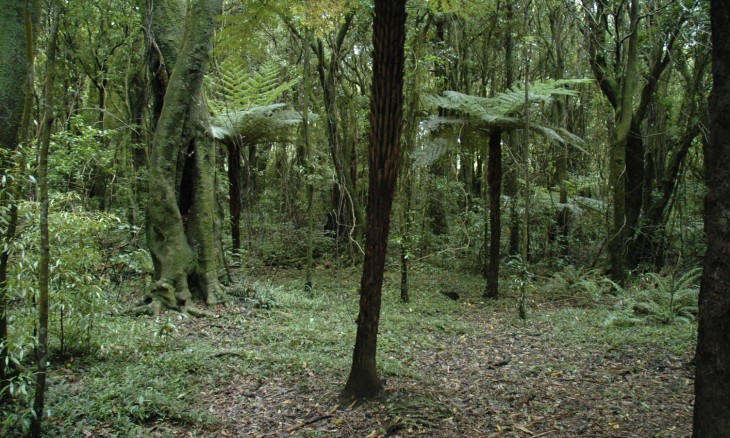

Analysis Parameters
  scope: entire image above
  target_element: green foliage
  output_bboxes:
[42,346,218,436]
[229,279,280,310]
[541,264,617,307]
[209,60,299,111]
[603,268,701,327]
[259,222,334,268]
[414,81,589,167]
[208,60,304,145]
[6,193,122,356]
[49,116,113,200]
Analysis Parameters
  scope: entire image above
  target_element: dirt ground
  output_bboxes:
[164,303,694,437]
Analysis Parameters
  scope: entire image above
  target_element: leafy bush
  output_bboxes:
[4,193,144,360]
[49,116,114,202]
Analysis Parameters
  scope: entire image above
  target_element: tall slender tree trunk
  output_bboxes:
[301,28,315,293]
[549,4,570,255]
[344,0,406,399]
[399,14,429,303]
[503,4,520,257]
[693,1,730,434]
[484,129,502,299]
[227,143,242,255]
[31,2,59,434]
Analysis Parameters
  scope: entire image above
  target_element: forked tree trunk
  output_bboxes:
[693,1,730,434]
[608,0,639,285]
[145,0,223,312]
[344,0,406,399]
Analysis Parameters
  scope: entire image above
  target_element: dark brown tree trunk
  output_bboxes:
[484,129,502,299]
[344,0,406,400]
[693,1,730,434]
[227,142,242,254]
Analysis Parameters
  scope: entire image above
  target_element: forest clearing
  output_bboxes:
[0,0,728,436]
[40,264,696,437]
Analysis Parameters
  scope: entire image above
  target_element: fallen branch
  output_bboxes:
[286,415,334,433]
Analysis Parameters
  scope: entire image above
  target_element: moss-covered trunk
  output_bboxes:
[145,0,223,312]
[0,0,35,401]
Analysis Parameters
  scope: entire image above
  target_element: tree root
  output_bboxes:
[127,279,219,318]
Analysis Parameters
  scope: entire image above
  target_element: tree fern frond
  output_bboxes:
[211,104,305,145]
[411,138,455,168]
[422,79,588,149]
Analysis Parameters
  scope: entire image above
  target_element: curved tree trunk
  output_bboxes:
[344,0,406,399]
[145,0,223,313]
[693,1,730,434]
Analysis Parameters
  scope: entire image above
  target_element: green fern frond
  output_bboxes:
[421,80,587,156]
[209,59,299,114]
[211,104,305,145]
[674,267,702,292]
[411,138,455,167]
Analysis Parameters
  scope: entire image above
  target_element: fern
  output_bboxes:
[209,59,299,113]
[211,104,303,144]
[415,79,590,167]
[207,59,304,145]
[606,268,701,326]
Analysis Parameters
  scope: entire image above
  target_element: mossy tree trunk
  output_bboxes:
[344,0,406,399]
[0,0,37,403]
[693,1,730,434]
[32,2,59,434]
[145,0,223,313]
[581,0,688,278]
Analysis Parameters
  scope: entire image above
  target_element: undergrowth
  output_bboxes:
[0,260,698,436]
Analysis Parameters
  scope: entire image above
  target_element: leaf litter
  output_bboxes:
[67,266,694,437]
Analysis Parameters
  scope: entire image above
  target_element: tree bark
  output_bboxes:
[607,0,640,285]
[145,0,223,312]
[693,1,730,434]
[344,0,406,399]
[484,129,502,299]
[0,0,37,403]
[32,2,59,434]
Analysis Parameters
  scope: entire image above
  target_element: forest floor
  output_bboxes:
[38,261,696,437]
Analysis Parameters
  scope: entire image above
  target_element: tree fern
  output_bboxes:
[207,59,303,145]
[209,59,299,113]
[413,80,590,167]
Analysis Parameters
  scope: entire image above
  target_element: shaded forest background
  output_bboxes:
[0,0,720,435]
